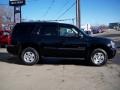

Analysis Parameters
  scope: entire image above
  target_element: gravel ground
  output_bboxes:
[0,30,120,90]
[0,49,120,90]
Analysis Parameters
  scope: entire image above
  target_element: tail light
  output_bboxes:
[8,35,11,45]
[8,30,12,45]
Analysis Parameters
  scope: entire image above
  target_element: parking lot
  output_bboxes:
[0,30,120,90]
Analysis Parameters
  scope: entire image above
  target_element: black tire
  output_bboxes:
[90,48,108,66]
[0,45,5,48]
[20,47,39,65]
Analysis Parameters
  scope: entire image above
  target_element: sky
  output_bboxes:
[0,0,120,25]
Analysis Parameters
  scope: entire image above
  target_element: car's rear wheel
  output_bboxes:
[90,48,108,66]
[21,47,39,65]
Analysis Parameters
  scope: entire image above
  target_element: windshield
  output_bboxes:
[73,26,88,36]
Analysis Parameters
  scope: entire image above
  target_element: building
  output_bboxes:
[109,22,120,31]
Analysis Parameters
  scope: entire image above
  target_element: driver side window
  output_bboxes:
[60,27,78,37]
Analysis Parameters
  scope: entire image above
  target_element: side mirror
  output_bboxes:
[85,31,92,35]
[79,33,83,38]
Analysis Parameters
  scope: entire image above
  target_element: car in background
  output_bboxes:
[92,29,99,34]
[92,28,103,34]
[91,27,106,34]
[0,30,11,47]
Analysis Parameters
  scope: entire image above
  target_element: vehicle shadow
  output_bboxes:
[40,58,90,66]
[0,52,91,66]
[0,52,22,65]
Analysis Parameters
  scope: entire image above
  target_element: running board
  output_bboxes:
[41,56,85,60]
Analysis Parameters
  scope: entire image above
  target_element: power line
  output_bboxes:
[48,18,75,22]
[54,0,70,17]
[42,0,55,18]
[57,2,75,20]
[61,0,71,9]
[27,0,40,3]
[27,0,56,19]
[46,18,75,25]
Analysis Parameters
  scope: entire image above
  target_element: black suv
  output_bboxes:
[7,22,116,66]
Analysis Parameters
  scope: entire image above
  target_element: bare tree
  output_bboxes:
[0,5,14,30]
[0,6,14,23]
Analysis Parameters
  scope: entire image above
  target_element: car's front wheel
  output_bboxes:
[90,48,108,66]
[20,47,39,65]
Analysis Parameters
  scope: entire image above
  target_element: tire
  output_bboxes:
[90,48,108,66]
[0,45,5,48]
[20,47,39,65]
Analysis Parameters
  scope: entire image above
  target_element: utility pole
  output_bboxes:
[20,6,22,23]
[14,7,15,23]
[14,6,21,23]
[76,0,81,29]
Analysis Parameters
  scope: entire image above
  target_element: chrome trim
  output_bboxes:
[58,47,85,51]
[44,47,85,51]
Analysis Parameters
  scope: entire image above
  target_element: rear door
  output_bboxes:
[39,23,60,57]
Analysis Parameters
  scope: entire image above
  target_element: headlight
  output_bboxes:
[107,41,116,48]
[110,41,116,48]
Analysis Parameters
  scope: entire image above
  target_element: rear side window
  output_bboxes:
[13,23,36,36]
[40,24,58,36]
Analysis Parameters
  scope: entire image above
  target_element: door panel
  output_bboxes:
[58,25,87,58]
[41,36,60,57]
[58,37,87,58]
[39,24,61,57]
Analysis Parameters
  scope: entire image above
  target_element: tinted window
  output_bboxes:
[13,23,36,35]
[40,24,58,36]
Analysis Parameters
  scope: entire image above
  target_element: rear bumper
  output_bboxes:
[7,45,19,55]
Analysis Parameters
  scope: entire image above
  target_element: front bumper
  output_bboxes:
[108,48,116,59]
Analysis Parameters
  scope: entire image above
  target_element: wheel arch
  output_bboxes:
[87,44,111,59]
[19,43,41,55]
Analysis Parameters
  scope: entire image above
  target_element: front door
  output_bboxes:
[58,25,87,58]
